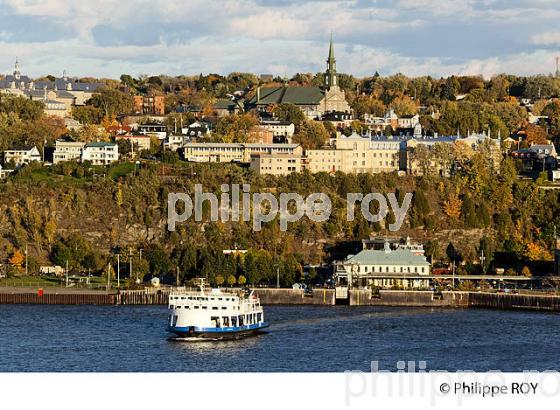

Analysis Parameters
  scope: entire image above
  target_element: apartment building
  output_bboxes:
[181,143,303,163]
[52,136,86,164]
[250,153,302,176]
[81,142,119,165]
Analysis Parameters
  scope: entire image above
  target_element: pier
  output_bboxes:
[1,287,559,312]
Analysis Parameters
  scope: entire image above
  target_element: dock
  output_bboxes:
[1,287,560,312]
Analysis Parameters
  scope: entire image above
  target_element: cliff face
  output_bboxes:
[0,160,546,273]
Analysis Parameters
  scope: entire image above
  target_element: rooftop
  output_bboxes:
[345,248,430,266]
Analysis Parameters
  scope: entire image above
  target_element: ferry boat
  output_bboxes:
[167,279,269,340]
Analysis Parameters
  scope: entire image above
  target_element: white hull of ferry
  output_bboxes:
[167,281,268,340]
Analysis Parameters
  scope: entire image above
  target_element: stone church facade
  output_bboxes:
[250,37,351,118]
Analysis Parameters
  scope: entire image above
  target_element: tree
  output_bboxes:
[215,274,225,287]
[292,120,329,149]
[524,123,548,145]
[227,274,236,287]
[273,103,305,127]
[9,250,24,269]
[238,275,247,286]
[521,266,532,277]
[89,88,133,120]
[443,192,462,220]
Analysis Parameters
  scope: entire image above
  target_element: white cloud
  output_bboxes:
[532,31,560,46]
[1,0,560,78]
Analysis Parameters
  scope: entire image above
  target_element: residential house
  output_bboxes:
[3,145,42,166]
[81,142,119,165]
[137,123,167,140]
[53,136,86,164]
[114,134,151,153]
[258,120,295,142]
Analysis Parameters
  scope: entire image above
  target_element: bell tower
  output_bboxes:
[13,58,21,80]
[324,34,338,90]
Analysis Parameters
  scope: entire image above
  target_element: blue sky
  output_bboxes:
[1,0,560,79]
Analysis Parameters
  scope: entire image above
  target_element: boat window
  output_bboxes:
[212,307,218,310]
[257,313,262,322]
[202,306,207,309]
[169,305,174,309]
[194,306,199,309]
[221,306,227,309]
[176,306,181,309]
[223,317,229,327]
[231,317,237,326]
[181,297,186,300]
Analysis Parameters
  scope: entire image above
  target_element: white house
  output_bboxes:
[258,120,295,139]
[81,142,119,165]
[53,136,86,164]
[3,145,42,166]
[0,164,14,179]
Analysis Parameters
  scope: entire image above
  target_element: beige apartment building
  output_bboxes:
[250,153,302,176]
[182,143,303,163]
[306,133,402,174]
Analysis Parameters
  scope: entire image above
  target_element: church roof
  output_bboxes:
[250,86,324,106]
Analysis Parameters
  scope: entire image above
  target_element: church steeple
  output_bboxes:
[14,57,21,80]
[325,34,337,89]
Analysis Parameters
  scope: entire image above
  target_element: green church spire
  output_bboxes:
[325,33,337,89]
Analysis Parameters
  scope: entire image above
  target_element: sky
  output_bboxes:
[1,0,560,80]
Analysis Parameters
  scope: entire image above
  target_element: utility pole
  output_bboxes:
[480,250,486,275]
[452,260,456,290]
[129,248,134,282]
[65,260,69,287]
[176,265,180,287]
[25,244,28,276]
[117,254,120,288]
[276,266,280,289]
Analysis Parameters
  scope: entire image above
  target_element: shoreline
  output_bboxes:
[0,287,559,312]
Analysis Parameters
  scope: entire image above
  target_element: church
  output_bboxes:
[249,37,351,118]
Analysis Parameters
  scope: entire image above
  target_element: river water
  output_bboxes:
[0,305,558,372]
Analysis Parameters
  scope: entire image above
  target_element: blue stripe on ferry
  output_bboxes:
[169,322,269,333]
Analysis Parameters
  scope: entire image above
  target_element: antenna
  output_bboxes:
[556,57,560,78]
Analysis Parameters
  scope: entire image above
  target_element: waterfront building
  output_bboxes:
[81,142,119,165]
[181,142,302,163]
[3,145,42,166]
[53,136,86,164]
[248,37,351,119]
[335,242,431,289]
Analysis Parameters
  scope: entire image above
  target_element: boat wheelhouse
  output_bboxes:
[167,279,268,340]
